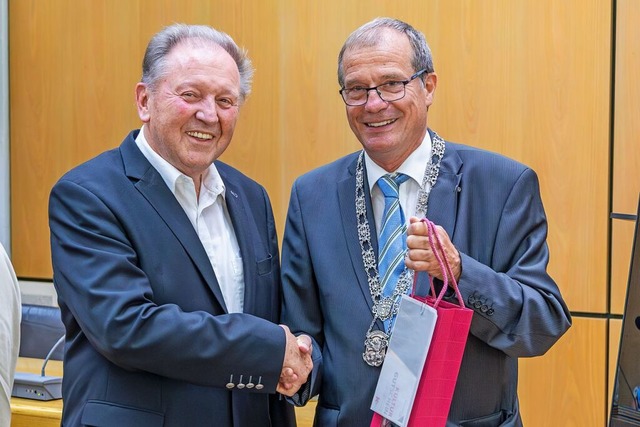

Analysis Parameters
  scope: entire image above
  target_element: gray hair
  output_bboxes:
[141,23,254,101]
[337,17,434,87]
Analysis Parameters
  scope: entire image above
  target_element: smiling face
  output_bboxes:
[341,29,436,172]
[135,39,241,182]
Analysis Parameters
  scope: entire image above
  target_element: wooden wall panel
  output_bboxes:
[611,219,636,314]
[519,317,607,426]
[612,0,640,316]
[278,2,367,199]
[613,0,640,216]
[609,318,623,419]
[295,400,317,427]
[9,1,141,277]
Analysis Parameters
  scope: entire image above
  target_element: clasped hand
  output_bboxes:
[405,216,461,281]
[277,325,313,396]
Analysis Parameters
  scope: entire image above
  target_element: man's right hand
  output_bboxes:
[277,325,313,396]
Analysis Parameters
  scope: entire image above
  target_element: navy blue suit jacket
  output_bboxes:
[49,130,295,427]
[281,131,571,426]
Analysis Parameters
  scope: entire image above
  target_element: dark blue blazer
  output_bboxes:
[49,130,295,427]
[281,130,571,426]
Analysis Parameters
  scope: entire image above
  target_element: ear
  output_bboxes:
[424,73,437,106]
[135,83,151,123]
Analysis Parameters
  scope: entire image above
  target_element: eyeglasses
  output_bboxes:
[339,69,427,106]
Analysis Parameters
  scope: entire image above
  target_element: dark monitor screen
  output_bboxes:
[610,198,640,427]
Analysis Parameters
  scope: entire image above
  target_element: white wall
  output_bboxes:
[0,0,9,254]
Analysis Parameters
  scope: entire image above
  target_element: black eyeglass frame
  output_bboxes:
[339,68,428,106]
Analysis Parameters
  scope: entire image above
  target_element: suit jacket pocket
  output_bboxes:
[256,254,273,276]
[81,400,164,427]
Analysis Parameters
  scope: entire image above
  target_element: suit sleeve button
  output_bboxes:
[226,375,235,389]
[255,376,264,390]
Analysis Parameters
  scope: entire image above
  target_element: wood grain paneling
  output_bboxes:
[10,1,142,277]
[612,0,640,317]
[609,318,622,419]
[611,219,636,315]
[613,0,640,216]
[519,317,607,426]
[295,400,317,427]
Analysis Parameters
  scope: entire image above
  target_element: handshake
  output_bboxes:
[277,325,314,396]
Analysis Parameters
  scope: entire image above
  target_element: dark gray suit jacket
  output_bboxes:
[281,130,571,426]
[49,130,295,427]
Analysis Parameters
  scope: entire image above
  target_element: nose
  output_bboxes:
[195,98,219,123]
[364,89,387,112]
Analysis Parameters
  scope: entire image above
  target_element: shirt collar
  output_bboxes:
[364,132,432,191]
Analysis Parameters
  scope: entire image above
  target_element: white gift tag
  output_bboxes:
[370,294,437,427]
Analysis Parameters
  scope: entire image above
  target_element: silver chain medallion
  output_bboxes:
[363,330,389,367]
[374,297,394,320]
[357,132,446,366]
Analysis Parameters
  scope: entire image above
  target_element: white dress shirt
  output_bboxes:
[365,133,433,237]
[0,243,21,426]
[135,128,244,313]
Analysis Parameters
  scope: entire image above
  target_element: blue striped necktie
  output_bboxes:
[377,173,410,327]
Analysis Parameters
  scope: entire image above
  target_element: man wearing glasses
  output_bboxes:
[281,17,571,426]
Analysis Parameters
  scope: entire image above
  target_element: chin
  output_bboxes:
[362,137,398,153]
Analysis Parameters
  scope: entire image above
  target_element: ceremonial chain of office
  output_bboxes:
[356,131,446,367]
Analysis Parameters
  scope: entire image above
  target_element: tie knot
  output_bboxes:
[378,173,409,198]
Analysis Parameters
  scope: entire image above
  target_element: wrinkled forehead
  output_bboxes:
[341,29,413,72]
[342,31,413,76]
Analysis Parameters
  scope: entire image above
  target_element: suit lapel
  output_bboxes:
[119,135,228,311]
[338,154,379,314]
[414,133,463,296]
[219,175,260,315]
[425,130,463,240]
